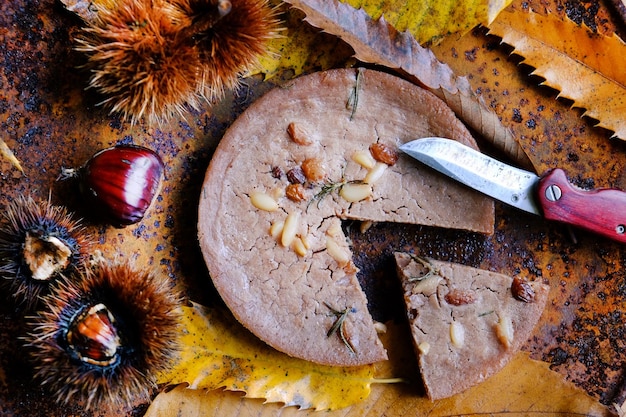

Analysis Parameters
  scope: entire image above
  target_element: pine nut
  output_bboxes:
[339,183,372,202]
[412,276,441,296]
[300,233,311,250]
[250,191,279,211]
[449,321,465,348]
[293,237,308,257]
[326,237,350,265]
[269,220,284,239]
[359,220,374,233]
[271,186,285,200]
[281,211,300,247]
[494,313,514,349]
[363,162,387,184]
[326,223,342,237]
[352,149,375,169]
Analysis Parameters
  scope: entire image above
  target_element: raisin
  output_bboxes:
[271,166,283,179]
[287,122,312,145]
[286,183,306,202]
[286,167,306,184]
[444,289,477,306]
[511,276,536,303]
[370,143,399,165]
[301,158,326,182]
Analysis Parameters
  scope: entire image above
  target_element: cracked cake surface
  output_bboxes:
[198,68,494,366]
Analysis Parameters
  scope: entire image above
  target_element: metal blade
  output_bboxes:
[399,137,541,215]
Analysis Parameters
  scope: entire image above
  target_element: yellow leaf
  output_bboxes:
[342,0,512,45]
[156,303,378,411]
[256,3,353,79]
[146,319,613,417]
[487,8,626,140]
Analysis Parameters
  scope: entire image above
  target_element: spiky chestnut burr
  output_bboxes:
[175,0,282,99]
[0,196,92,308]
[25,261,182,411]
[76,0,282,124]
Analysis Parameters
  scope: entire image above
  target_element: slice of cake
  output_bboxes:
[394,252,549,399]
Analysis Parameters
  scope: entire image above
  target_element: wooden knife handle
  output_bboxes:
[537,168,626,243]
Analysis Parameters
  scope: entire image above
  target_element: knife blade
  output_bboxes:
[399,137,626,243]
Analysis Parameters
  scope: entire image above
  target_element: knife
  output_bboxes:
[399,137,626,243]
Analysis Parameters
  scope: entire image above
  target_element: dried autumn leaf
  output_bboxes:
[283,0,533,169]
[146,320,612,417]
[342,0,512,45]
[488,8,626,140]
[0,139,23,173]
[59,0,114,22]
[257,2,353,79]
[156,303,380,411]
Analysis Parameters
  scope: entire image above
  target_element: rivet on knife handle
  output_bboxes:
[537,168,626,243]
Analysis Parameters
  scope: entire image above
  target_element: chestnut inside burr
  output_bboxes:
[65,303,122,367]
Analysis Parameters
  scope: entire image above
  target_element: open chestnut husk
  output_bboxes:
[0,196,92,308]
[25,261,182,410]
[61,144,165,227]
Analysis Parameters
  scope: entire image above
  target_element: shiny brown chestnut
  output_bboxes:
[64,144,165,227]
[66,303,121,367]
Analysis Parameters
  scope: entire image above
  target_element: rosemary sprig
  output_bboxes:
[308,176,363,211]
[325,302,357,355]
[312,180,347,205]
[346,68,364,120]
[408,255,438,282]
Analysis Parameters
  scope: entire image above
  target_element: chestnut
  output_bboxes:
[65,303,121,367]
[63,144,165,227]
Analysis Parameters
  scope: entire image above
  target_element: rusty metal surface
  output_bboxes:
[0,0,625,415]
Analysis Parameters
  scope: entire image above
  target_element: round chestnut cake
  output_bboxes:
[198,68,494,366]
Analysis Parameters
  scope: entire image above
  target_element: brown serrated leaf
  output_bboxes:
[488,7,626,139]
[283,0,534,169]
